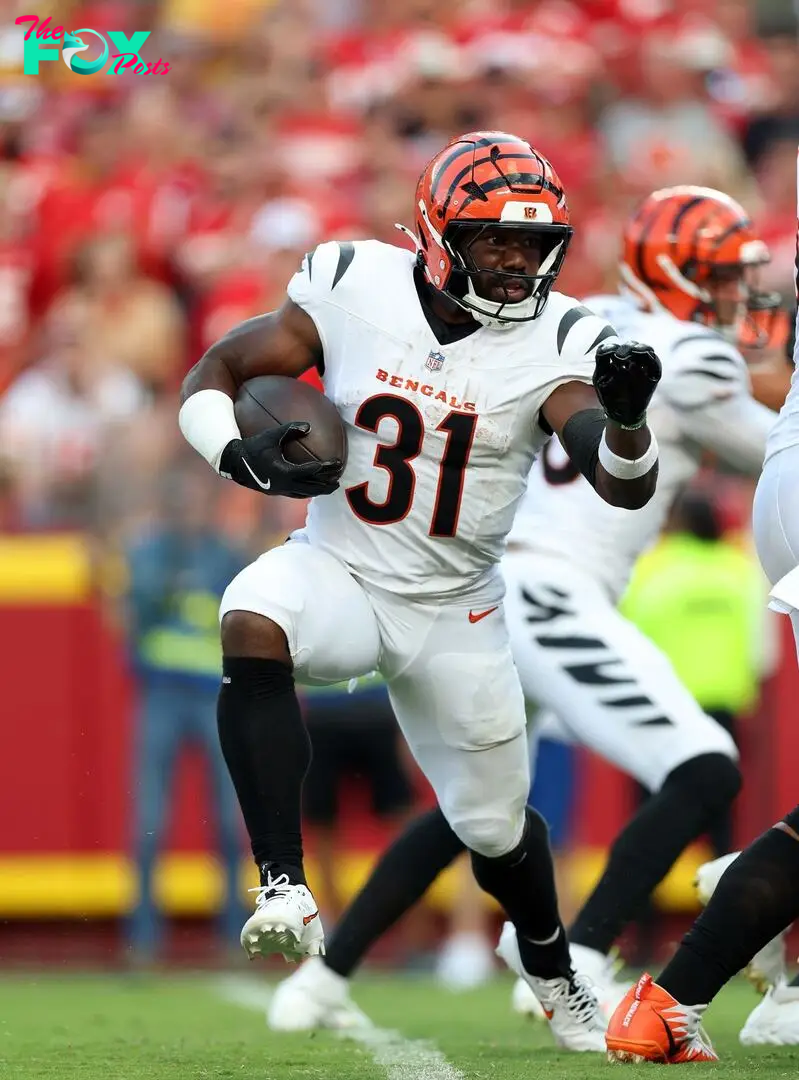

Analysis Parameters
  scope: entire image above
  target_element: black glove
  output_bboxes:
[593,340,662,429]
[219,422,342,499]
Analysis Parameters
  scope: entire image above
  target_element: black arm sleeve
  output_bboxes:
[560,407,606,489]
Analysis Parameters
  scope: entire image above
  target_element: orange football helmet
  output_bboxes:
[620,186,770,327]
[410,131,573,326]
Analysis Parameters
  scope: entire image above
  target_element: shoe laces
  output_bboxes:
[249,871,293,907]
[548,974,601,1025]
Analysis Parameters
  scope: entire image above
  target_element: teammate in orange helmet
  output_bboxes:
[620,185,769,328]
[620,186,793,411]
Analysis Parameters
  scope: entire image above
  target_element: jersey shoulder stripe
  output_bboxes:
[332,241,356,289]
[556,305,594,354]
[555,303,617,358]
[585,324,617,353]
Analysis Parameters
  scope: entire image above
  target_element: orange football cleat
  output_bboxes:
[606,973,718,1064]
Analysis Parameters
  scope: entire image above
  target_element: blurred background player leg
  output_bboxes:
[573,487,756,970]
[499,529,743,1016]
[434,858,496,991]
[621,489,761,861]
[301,678,413,925]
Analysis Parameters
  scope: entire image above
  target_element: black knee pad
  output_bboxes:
[665,752,742,814]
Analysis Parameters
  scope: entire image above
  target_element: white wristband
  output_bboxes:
[598,429,658,480]
[178,389,242,473]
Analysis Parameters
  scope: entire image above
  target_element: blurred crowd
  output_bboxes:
[0,0,795,545]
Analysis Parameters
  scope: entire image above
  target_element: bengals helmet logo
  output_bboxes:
[524,206,538,219]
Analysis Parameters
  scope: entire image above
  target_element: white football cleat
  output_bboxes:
[510,976,547,1018]
[696,853,788,993]
[496,921,606,1051]
[740,979,799,1046]
[694,852,740,905]
[498,925,628,1024]
[268,956,373,1031]
[240,873,325,962]
[435,933,496,991]
[569,943,631,1020]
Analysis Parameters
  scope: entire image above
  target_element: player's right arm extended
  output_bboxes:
[178,301,340,497]
[665,336,778,475]
[685,393,777,474]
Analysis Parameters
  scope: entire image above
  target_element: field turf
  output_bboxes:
[2,971,799,1079]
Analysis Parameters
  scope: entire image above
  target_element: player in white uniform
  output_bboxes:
[605,159,799,1065]
[178,131,663,1049]
[267,185,782,1038]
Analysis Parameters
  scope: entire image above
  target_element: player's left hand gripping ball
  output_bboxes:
[593,340,662,429]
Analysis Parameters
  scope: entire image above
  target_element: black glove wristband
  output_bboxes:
[611,413,648,431]
[219,439,243,480]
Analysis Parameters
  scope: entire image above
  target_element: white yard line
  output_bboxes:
[213,974,466,1080]
[342,1025,465,1080]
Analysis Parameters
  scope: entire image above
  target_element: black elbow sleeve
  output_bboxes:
[560,408,606,488]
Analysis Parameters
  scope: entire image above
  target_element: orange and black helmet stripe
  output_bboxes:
[431,136,564,221]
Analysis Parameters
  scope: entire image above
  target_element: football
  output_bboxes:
[234,375,347,473]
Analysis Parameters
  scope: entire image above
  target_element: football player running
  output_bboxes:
[267,186,784,1042]
[604,156,799,1065]
[178,131,661,1050]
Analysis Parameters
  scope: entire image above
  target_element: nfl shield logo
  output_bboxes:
[425,350,446,372]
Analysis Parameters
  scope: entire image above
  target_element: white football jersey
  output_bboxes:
[763,307,799,464]
[509,293,776,602]
[286,240,617,598]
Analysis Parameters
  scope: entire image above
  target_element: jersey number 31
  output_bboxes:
[346,394,478,537]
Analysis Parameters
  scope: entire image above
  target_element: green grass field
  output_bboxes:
[2,971,799,1080]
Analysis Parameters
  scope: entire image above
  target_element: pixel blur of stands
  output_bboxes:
[3,0,799,1076]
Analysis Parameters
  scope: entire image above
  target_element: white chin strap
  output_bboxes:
[461,240,564,329]
[394,222,422,252]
